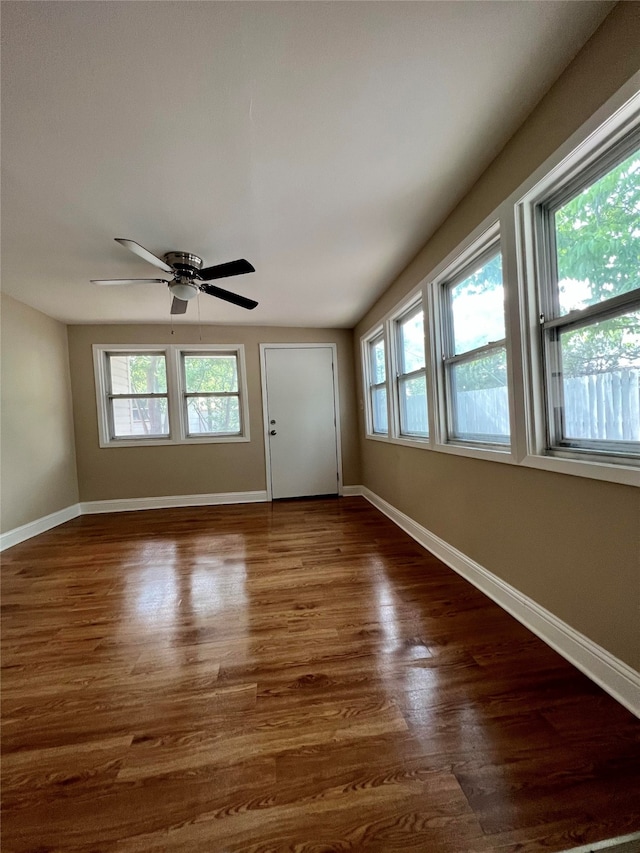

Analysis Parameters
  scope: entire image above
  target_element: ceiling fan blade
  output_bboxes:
[200,283,258,310]
[115,238,173,273]
[198,259,255,281]
[170,297,189,315]
[91,278,168,286]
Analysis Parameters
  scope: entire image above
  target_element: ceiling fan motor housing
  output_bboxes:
[164,252,203,300]
[164,251,203,274]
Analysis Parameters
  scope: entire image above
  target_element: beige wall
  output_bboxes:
[354,3,640,670]
[68,324,360,502]
[0,294,79,532]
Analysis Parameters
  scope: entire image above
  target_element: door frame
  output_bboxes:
[259,343,344,501]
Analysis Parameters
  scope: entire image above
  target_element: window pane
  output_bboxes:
[183,354,238,393]
[398,309,425,374]
[450,348,510,442]
[450,254,505,353]
[186,396,240,435]
[370,337,386,384]
[558,310,640,442]
[108,354,167,395]
[555,148,640,316]
[111,397,169,437]
[399,374,428,437]
[372,386,387,434]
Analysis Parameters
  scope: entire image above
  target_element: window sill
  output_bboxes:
[389,435,431,450]
[365,431,516,464]
[98,435,251,449]
[522,453,640,487]
[434,441,515,465]
[364,433,392,443]
[364,430,638,484]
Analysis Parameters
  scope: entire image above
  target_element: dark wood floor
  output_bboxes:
[1,497,639,852]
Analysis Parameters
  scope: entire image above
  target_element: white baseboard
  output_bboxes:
[80,490,268,514]
[359,486,640,718]
[0,503,81,551]
[342,485,362,497]
[557,831,640,853]
[0,491,268,550]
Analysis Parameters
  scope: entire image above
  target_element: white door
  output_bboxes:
[261,345,341,500]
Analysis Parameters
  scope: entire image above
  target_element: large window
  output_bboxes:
[440,244,510,446]
[535,138,640,461]
[367,332,388,435]
[395,305,428,438]
[106,352,169,439]
[359,90,639,482]
[93,344,249,447]
[182,353,242,437]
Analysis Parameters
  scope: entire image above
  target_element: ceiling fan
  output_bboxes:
[91,238,257,314]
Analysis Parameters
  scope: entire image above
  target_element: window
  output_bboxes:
[395,305,428,438]
[440,243,510,447]
[367,332,388,435]
[534,134,640,462]
[362,330,389,437]
[360,90,639,482]
[93,344,249,447]
[106,352,169,439]
[182,353,242,436]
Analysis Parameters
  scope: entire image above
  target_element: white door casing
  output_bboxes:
[260,344,342,500]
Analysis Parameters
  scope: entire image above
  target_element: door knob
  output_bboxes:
[270,429,277,435]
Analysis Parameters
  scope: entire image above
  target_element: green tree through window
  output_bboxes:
[183,354,240,435]
[554,149,640,377]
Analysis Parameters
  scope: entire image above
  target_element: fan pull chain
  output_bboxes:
[197,291,203,342]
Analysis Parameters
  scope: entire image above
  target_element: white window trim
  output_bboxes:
[390,300,430,444]
[515,86,640,486]
[428,222,517,464]
[361,221,519,464]
[362,327,391,440]
[93,343,250,448]
[360,77,640,486]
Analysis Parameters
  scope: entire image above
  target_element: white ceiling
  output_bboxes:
[1,1,613,328]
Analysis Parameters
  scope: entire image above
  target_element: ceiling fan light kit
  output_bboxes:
[169,281,199,301]
[91,239,257,315]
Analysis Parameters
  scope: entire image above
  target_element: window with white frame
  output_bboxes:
[439,242,510,447]
[105,351,170,439]
[531,132,640,462]
[367,332,388,435]
[395,304,428,438]
[359,92,639,482]
[93,344,249,447]
[182,352,242,436]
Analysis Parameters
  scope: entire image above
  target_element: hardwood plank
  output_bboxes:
[1,497,638,852]
[112,777,491,853]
